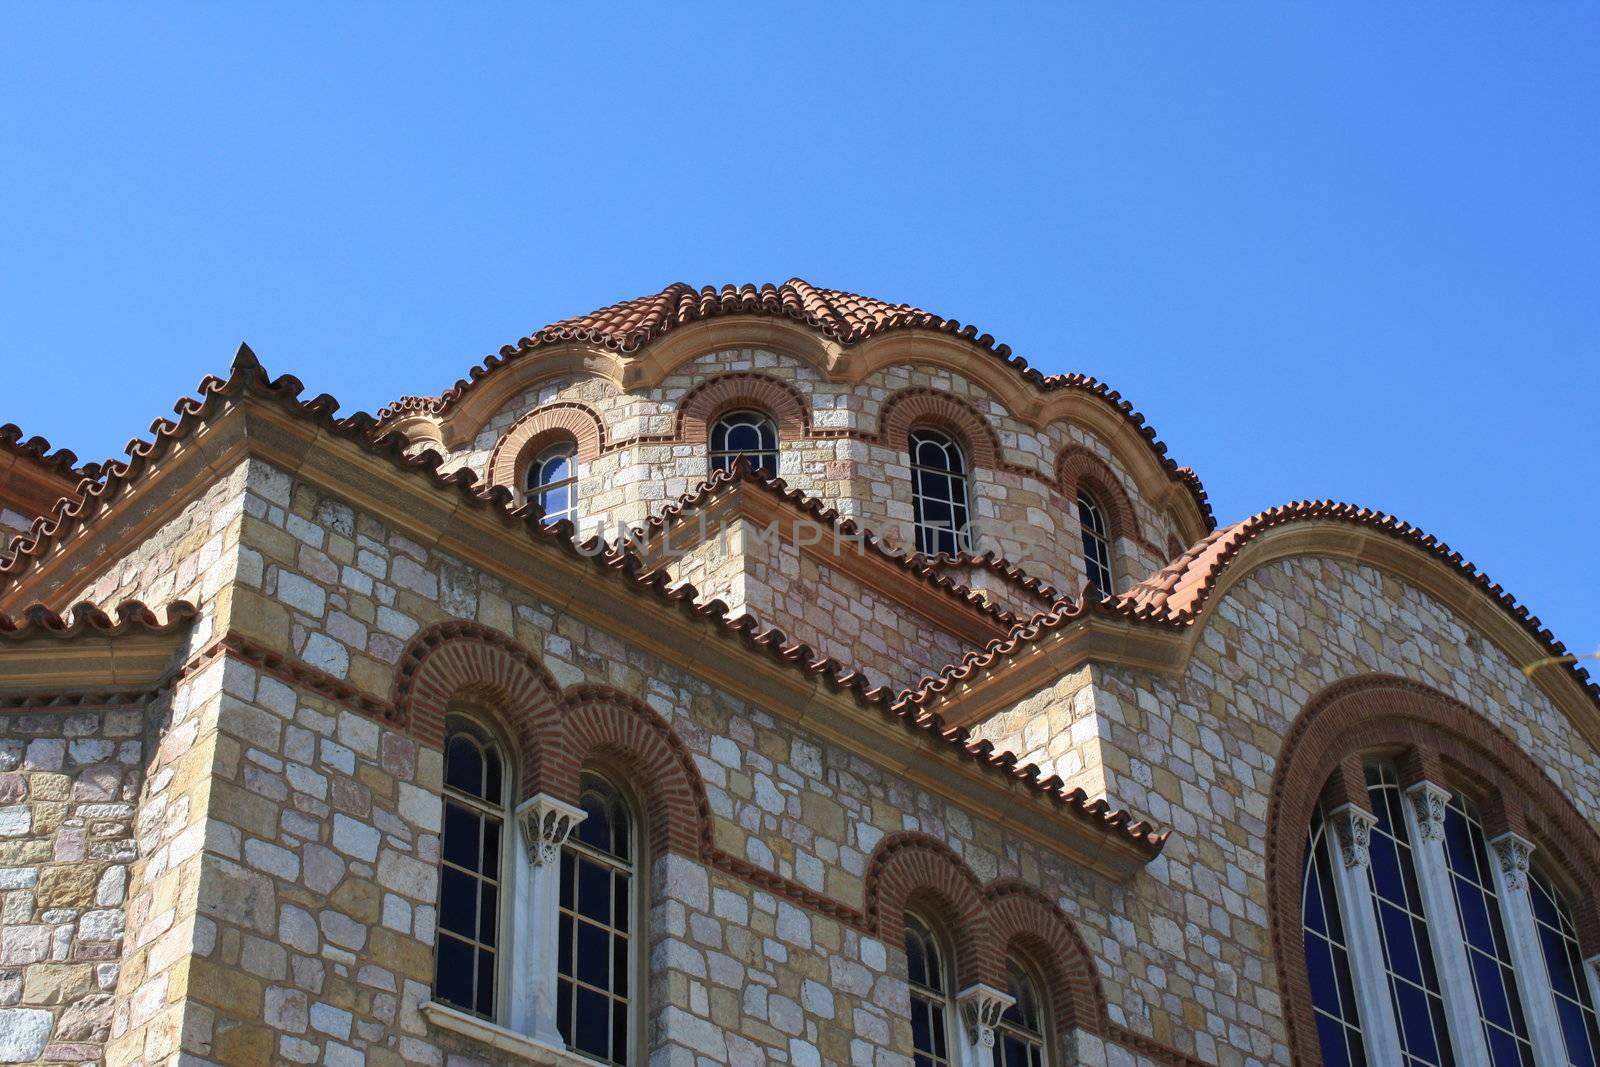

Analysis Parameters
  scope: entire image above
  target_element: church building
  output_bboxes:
[1,279,1596,1067]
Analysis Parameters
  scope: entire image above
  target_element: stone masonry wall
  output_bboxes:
[0,705,144,1065]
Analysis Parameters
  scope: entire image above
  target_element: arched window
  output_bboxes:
[1440,791,1535,1063]
[1077,491,1114,594]
[909,429,972,557]
[1529,869,1600,1064]
[1365,763,1453,1066]
[435,716,508,1019]
[558,772,636,1065]
[997,959,1049,1067]
[1303,803,1366,1065]
[709,409,779,476]
[526,440,579,524]
[905,913,957,1067]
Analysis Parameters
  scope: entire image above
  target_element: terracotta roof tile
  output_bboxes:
[0,424,100,485]
[0,599,197,640]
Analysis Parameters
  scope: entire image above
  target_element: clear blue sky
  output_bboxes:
[3,6,1596,660]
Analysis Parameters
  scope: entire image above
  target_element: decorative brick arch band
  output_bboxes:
[676,372,810,444]
[547,684,712,862]
[878,388,1001,471]
[487,402,607,493]
[1056,445,1141,548]
[1266,674,1600,1067]
[985,881,1108,1036]
[864,833,993,992]
[392,621,563,797]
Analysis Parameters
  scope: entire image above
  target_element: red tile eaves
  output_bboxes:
[0,345,1166,858]
[0,599,197,640]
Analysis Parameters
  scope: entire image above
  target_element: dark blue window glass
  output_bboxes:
[1304,805,1368,1066]
[1530,868,1600,1067]
[1366,764,1455,1067]
[1441,793,1534,1066]
[909,429,972,557]
[709,410,779,476]
[558,773,634,1065]
[527,441,579,524]
[435,718,506,1019]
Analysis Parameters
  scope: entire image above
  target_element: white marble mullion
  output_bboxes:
[510,793,587,1047]
[1488,831,1569,1067]
[1326,803,1404,1064]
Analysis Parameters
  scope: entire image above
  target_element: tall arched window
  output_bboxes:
[905,913,957,1067]
[526,440,579,524]
[709,409,779,476]
[1366,763,1454,1066]
[1076,491,1114,594]
[1440,791,1535,1064]
[1303,804,1366,1065]
[435,716,508,1019]
[997,959,1049,1067]
[558,772,636,1065]
[1529,868,1600,1064]
[909,429,972,557]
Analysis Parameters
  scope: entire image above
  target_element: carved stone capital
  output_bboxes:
[1490,830,1534,892]
[956,983,1015,1049]
[1405,780,1451,843]
[516,793,588,867]
[1328,804,1379,870]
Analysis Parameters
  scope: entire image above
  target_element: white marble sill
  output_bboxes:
[421,1001,594,1066]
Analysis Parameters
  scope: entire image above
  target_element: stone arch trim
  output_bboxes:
[1266,673,1600,1067]
[549,684,713,862]
[878,388,1001,471]
[676,372,810,444]
[392,621,563,797]
[487,402,606,493]
[1056,445,1142,548]
[864,832,991,988]
[984,881,1108,1036]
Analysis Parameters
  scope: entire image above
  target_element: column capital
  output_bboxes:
[1489,830,1535,892]
[956,983,1016,1049]
[516,793,587,867]
[1404,780,1451,843]
[1328,803,1380,870]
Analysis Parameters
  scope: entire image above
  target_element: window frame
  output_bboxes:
[996,956,1051,1067]
[1076,489,1115,595]
[908,427,974,557]
[435,712,514,1023]
[525,439,580,525]
[708,408,780,477]
[1303,802,1368,1066]
[904,911,960,1067]
[557,769,644,1066]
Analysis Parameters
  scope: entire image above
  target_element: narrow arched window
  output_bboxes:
[1077,491,1114,595]
[910,429,972,557]
[1303,803,1366,1065]
[1366,763,1454,1066]
[526,440,579,524]
[709,409,779,476]
[997,960,1048,1067]
[435,716,508,1019]
[905,913,956,1066]
[1440,791,1535,1063]
[558,772,636,1065]
[1529,868,1600,1065]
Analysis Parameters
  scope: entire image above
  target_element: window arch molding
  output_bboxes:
[676,371,810,444]
[1267,673,1600,1067]
[488,402,607,496]
[985,881,1109,1039]
[864,832,991,988]
[1054,445,1141,550]
[878,388,1001,472]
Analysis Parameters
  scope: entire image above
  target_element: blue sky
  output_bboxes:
[3,6,1596,660]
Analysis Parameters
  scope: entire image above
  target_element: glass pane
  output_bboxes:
[574,986,609,1058]
[442,803,481,870]
[577,921,610,988]
[445,735,482,796]
[439,867,479,938]
[434,934,474,1011]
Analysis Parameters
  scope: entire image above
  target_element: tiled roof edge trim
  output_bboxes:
[0,423,102,484]
[630,458,1022,629]
[375,279,1216,530]
[0,344,1164,857]
[899,502,1599,713]
[0,599,198,639]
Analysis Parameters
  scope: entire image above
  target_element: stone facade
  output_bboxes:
[0,283,1595,1067]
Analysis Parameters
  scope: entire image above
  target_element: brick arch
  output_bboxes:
[1267,673,1600,1067]
[879,388,1001,471]
[392,621,563,799]
[487,402,606,493]
[1056,445,1140,548]
[546,684,711,863]
[985,881,1108,1036]
[865,833,991,987]
[676,372,810,444]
